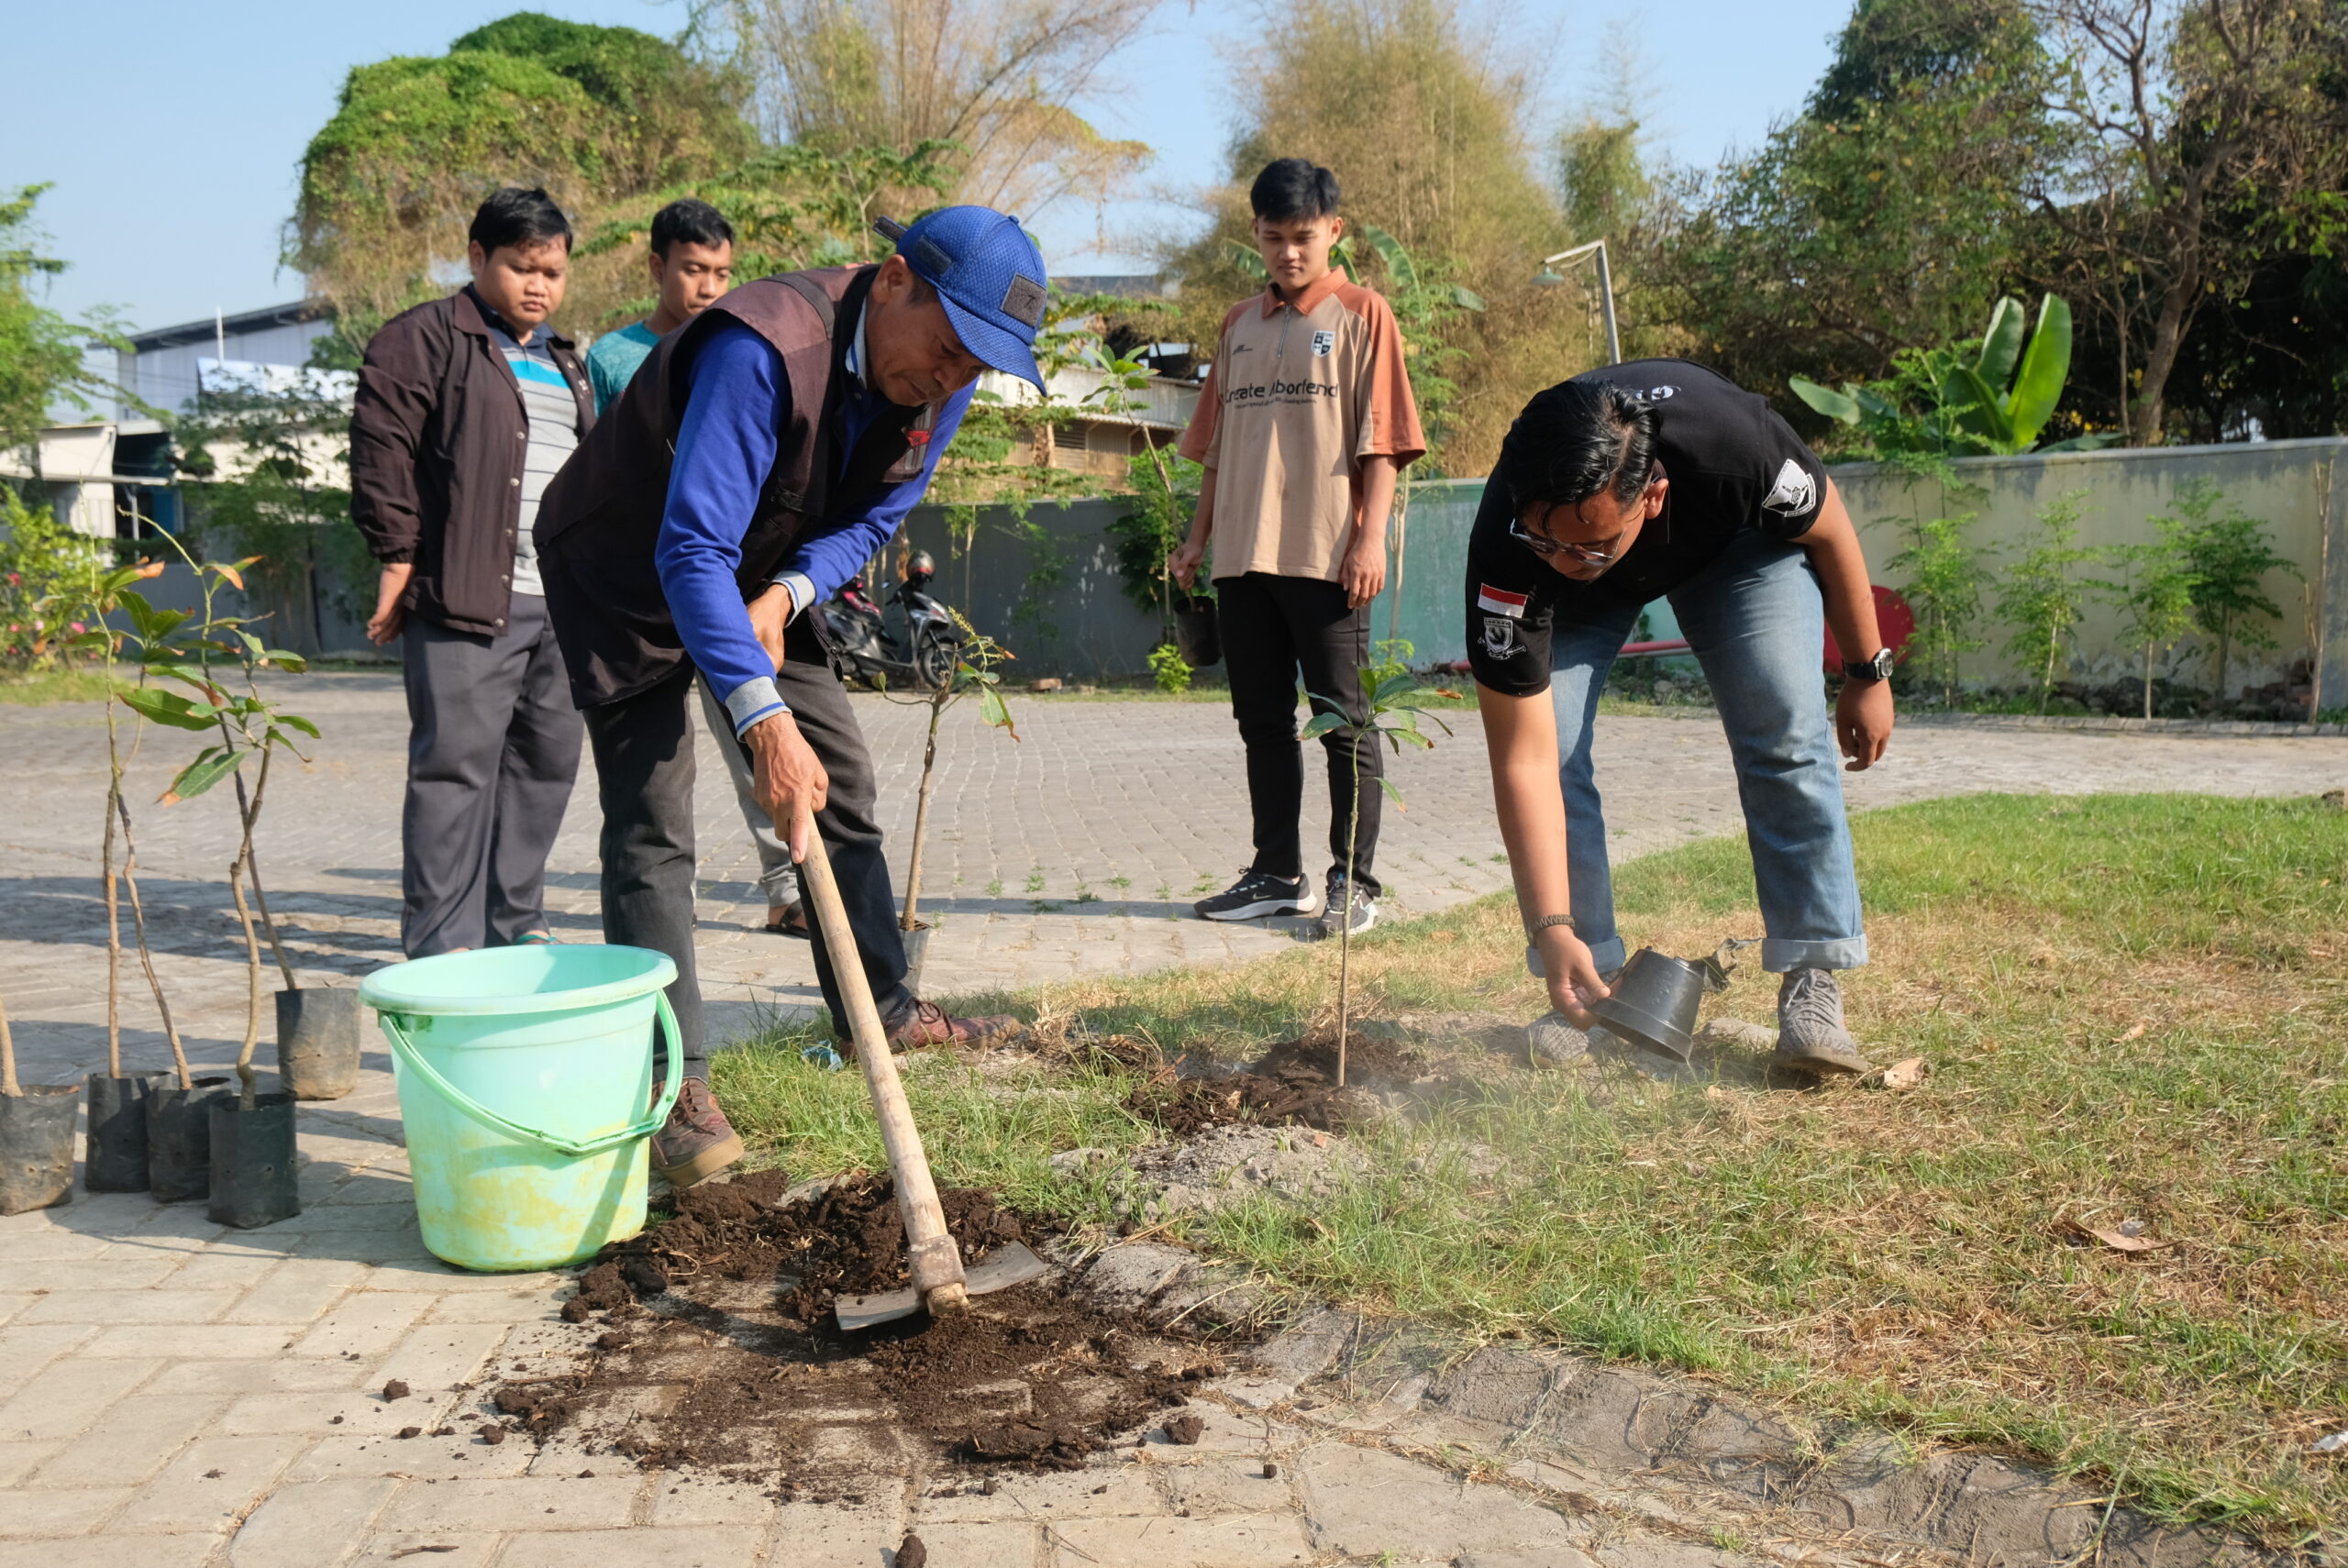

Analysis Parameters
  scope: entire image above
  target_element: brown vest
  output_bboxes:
[535,266,923,707]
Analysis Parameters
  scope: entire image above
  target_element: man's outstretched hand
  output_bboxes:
[747,712,826,861]
[1835,679,1895,771]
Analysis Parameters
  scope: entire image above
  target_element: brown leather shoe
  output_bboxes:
[651,1078,745,1188]
[885,1000,1024,1053]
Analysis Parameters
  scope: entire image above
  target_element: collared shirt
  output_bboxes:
[475,293,585,599]
[656,311,973,733]
[1178,271,1425,583]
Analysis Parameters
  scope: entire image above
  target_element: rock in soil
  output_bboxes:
[896,1534,928,1568]
[486,1169,1245,1491]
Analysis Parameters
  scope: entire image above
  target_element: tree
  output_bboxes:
[291,16,754,337]
[1643,0,2063,414]
[0,185,134,460]
[2157,478,2299,706]
[174,370,371,656]
[707,0,1157,221]
[2091,529,2200,717]
[1996,489,2094,711]
[2028,0,2348,444]
[1888,511,1995,706]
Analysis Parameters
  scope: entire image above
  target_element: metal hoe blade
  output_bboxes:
[835,1242,1051,1331]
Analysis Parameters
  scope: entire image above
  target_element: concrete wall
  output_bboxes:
[1835,437,2344,700]
[903,438,2348,704]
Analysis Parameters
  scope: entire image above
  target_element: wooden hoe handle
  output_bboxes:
[794,833,969,1313]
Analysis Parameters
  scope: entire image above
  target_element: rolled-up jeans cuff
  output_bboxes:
[1762,936,1867,973]
[1525,933,1628,981]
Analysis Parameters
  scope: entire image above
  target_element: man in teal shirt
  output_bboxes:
[584,199,737,413]
[585,199,811,936]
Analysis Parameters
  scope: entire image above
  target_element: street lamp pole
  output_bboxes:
[1535,239,1620,366]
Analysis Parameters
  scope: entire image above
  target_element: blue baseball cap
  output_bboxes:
[883,206,1050,392]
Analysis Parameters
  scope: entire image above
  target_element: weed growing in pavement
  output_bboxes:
[1024,867,1047,894]
[985,878,1003,898]
[715,793,2348,1541]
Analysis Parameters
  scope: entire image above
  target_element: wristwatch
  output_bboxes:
[1843,647,1895,682]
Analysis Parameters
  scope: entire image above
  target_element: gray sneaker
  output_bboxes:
[1775,966,1870,1077]
[1317,875,1379,939]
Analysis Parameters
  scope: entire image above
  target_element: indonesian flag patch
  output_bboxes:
[1477,584,1529,619]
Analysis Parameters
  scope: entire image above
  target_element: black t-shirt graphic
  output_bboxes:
[1464,359,1829,695]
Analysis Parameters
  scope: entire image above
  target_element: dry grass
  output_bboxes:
[717,793,2348,1541]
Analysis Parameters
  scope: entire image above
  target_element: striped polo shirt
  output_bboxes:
[485,320,583,598]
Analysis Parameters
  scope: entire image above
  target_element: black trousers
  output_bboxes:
[1215,571,1384,897]
[581,618,914,1077]
[399,593,582,957]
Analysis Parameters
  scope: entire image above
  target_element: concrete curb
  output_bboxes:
[1899,712,2346,738]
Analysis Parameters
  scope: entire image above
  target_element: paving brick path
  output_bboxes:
[2,679,2340,1565]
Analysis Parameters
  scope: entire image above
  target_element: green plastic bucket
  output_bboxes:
[360,944,684,1273]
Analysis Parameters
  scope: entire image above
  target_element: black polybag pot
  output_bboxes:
[899,921,933,999]
[0,1085,80,1216]
[1594,947,1707,1064]
[85,1073,161,1192]
[276,987,361,1100]
[207,1092,301,1229]
[1173,595,1221,668]
[147,1077,229,1202]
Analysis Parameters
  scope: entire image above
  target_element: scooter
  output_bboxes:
[815,549,965,690]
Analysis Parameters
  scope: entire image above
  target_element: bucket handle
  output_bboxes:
[376,996,687,1158]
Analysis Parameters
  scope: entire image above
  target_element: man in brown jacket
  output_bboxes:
[350,187,591,958]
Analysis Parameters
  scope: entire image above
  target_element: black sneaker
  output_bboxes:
[1317,875,1379,939]
[1194,870,1323,922]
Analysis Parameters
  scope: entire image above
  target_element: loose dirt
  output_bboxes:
[493,1170,1232,1494]
[1129,1032,1427,1135]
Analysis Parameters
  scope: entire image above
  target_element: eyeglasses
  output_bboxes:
[1510,513,1623,567]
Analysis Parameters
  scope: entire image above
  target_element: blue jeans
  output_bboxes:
[1545,529,1866,977]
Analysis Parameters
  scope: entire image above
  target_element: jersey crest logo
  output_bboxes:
[1646,384,1678,399]
[1762,458,1819,518]
[1481,615,1521,660]
[1476,584,1528,619]
[1311,329,1335,357]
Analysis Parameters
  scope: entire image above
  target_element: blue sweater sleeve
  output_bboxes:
[774,381,977,602]
[657,321,791,733]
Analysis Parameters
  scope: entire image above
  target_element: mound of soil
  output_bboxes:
[1130,1032,1423,1134]
[495,1171,1227,1491]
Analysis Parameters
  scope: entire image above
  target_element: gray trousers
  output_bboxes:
[695,677,800,908]
[400,593,583,957]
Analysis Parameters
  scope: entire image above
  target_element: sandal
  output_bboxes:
[761,901,811,940]
[514,931,558,946]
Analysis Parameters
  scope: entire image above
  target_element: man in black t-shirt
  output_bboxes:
[1467,362,1895,1077]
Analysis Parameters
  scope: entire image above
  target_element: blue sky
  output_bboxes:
[7,0,1852,333]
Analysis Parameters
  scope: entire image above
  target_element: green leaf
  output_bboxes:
[1450,285,1487,312]
[978,686,1020,740]
[1976,296,2028,392]
[1376,776,1407,808]
[1301,712,1349,739]
[2005,294,2074,450]
[274,713,321,738]
[118,589,159,642]
[1944,364,2013,444]
[161,746,248,804]
[263,649,307,673]
[118,686,219,731]
[1358,223,1419,293]
[238,630,266,660]
[2039,432,2120,454]
[1790,377,1860,424]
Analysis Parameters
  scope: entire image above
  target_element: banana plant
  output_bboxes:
[1793,293,2115,459]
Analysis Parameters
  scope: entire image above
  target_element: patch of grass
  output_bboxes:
[0,668,115,704]
[714,795,2348,1540]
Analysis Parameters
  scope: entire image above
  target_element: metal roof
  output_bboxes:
[126,300,333,352]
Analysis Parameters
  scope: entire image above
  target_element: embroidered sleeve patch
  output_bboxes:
[1762,457,1820,518]
[1477,584,1529,618]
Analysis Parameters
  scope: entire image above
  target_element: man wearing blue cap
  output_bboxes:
[536,206,1050,1187]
